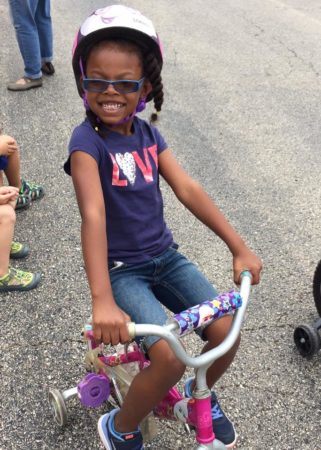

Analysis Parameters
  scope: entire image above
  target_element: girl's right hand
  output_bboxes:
[0,135,18,156]
[92,300,131,346]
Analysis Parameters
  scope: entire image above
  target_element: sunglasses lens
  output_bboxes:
[83,79,142,93]
[113,81,138,93]
[84,79,108,92]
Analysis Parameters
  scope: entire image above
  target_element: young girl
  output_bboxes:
[65,5,262,449]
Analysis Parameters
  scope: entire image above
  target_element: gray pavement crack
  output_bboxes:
[239,11,320,79]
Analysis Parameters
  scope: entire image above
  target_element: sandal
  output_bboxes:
[15,193,31,210]
[20,179,45,201]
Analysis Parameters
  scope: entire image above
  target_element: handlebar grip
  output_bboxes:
[168,290,242,337]
[127,322,136,340]
[240,270,252,281]
[84,323,137,341]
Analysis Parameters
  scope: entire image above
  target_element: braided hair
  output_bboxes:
[143,52,164,123]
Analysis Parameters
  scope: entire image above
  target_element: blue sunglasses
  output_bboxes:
[82,77,145,94]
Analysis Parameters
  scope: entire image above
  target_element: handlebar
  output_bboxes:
[84,272,252,370]
[128,271,252,369]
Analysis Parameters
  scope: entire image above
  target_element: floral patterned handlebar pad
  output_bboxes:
[169,290,242,336]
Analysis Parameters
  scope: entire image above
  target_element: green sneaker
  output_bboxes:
[0,267,41,292]
[20,179,44,201]
[15,192,31,210]
[10,242,30,259]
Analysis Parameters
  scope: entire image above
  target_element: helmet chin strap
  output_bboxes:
[83,93,90,110]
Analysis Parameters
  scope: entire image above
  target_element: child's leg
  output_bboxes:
[5,152,45,202]
[4,154,35,210]
[155,247,240,387]
[0,170,3,186]
[107,261,186,433]
[4,151,21,189]
[115,339,185,433]
[153,247,238,446]
[201,316,240,388]
[0,204,16,276]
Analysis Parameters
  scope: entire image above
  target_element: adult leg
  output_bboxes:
[35,0,53,63]
[0,205,16,277]
[8,0,42,79]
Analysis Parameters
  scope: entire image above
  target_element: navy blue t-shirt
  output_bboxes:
[64,117,173,264]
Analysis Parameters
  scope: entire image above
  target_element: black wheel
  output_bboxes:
[313,260,321,316]
[293,324,321,357]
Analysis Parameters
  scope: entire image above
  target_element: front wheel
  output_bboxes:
[293,324,321,358]
[313,260,321,316]
[48,388,68,426]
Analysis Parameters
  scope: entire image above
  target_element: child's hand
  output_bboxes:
[0,186,19,205]
[233,247,262,285]
[0,135,18,156]
[92,300,131,345]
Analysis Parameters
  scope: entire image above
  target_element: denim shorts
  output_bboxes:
[0,156,8,171]
[109,246,218,350]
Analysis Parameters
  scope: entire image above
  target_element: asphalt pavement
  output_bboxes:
[1,0,321,449]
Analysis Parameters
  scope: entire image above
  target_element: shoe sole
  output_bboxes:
[7,82,42,91]
[0,272,41,291]
[10,252,30,259]
[98,414,113,450]
[15,202,31,210]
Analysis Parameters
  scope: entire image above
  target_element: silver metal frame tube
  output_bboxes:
[133,273,251,370]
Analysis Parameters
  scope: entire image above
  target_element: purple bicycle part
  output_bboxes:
[170,290,242,336]
[77,373,110,407]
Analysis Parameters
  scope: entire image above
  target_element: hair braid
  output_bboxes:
[85,109,108,138]
[143,52,164,123]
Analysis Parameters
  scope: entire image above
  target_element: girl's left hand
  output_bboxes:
[233,248,262,285]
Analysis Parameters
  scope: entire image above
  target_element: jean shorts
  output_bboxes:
[0,156,8,171]
[109,246,218,350]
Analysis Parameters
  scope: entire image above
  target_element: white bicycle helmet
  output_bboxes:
[72,5,163,99]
